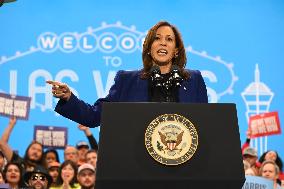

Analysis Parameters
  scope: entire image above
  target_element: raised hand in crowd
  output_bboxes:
[8,116,17,125]
[2,116,17,143]
[0,117,18,162]
[77,124,99,166]
[78,124,92,137]
[246,129,252,139]
[0,117,45,172]
[78,124,98,151]
[242,129,253,153]
[46,80,71,101]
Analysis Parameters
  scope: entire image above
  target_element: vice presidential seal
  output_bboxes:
[145,114,198,166]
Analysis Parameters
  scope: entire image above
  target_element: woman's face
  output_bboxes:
[150,25,177,67]
[5,164,21,184]
[45,152,57,165]
[61,164,75,183]
[265,151,277,161]
[261,163,278,181]
[49,167,59,183]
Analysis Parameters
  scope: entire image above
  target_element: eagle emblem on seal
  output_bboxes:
[158,130,184,151]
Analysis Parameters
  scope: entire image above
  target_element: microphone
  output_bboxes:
[150,65,163,87]
[171,65,183,87]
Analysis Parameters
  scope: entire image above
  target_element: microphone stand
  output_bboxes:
[150,65,163,88]
[164,65,183,102]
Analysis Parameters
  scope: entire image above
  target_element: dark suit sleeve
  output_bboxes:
[55,71,124,128]
[196,70,208,103]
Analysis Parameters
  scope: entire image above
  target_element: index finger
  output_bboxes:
[46,81,67,88]
[46,80,61,85]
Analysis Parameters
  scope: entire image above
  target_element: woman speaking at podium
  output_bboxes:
[47,21,208,128]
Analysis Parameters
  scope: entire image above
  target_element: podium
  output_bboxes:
[95,103,245,189]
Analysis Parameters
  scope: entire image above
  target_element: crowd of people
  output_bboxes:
[0,117,97,189]
[242,131,284,188]
[0,116,283,189]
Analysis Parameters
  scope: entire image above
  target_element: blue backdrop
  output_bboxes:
[1,0,283,161]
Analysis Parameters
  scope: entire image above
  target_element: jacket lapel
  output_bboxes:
[179,80,191,103]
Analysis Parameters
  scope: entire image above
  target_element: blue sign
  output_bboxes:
[34,125,68,149]
[0,92,31,119]
[243,176,274,189]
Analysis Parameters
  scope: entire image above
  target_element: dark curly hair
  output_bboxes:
[141,21,189,79]
[43,148,60,168]
[258,150,283,171]
[23,140,45,168]
[3,162,25,188]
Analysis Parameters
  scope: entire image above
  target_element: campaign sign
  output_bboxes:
[249,112,281,138]
[243,175,274,189]
[34,125,68,149]
[0,92,31,120]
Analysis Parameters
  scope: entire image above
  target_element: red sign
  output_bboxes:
[249,112,281,138]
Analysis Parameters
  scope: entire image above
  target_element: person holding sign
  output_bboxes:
[46,21,208,128]
[242,130,284,181]
[0,117,45,172]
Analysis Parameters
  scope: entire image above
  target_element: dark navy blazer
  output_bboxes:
[55,69,208,127]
